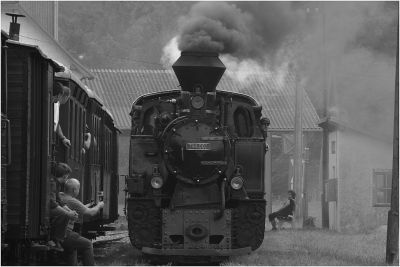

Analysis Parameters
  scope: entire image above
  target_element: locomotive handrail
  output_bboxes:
[214,178,226,220]
[131,89,181,107]
[216,90,260,106]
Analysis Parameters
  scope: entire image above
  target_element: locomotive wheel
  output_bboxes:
[127,199,161,249]
[232,200,266,250]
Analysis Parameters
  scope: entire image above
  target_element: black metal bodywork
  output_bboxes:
[127,51,269,261]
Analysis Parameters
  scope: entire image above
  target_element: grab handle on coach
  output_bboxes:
[1,117,11,166]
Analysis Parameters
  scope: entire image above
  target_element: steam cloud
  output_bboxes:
[161,1,397,139]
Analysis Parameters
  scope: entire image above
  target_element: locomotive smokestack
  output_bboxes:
[172,51,226,92]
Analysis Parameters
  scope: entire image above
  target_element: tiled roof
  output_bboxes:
[87,69,320,131]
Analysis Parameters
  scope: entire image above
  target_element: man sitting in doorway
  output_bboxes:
[60,178,104,266]
[268,190,296,230]
[49,162,78,251]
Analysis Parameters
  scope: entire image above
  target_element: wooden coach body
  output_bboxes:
[56,73,119,230]
[1,30,119,265]
[3,39,61,239]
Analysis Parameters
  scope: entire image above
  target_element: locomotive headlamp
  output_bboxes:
[191,95,205,109]
[230,176,244,190]
[151,176,163,189]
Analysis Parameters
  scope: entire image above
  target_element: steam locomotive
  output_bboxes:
[126,51,270,262]
[1,30,119,265]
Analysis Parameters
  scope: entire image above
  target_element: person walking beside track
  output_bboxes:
[60,178,104,266]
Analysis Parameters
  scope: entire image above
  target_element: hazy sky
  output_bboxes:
[60,1,398,140]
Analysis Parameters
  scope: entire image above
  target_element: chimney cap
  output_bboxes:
[180,51,219,57]
[6,12,25,17]
[6,12,25,24]
[6,12,25,19]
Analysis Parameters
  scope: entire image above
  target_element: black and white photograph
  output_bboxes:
[0,0,398,265]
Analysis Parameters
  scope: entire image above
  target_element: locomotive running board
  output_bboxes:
[142,246,252,256]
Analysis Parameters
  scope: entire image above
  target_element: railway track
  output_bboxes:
[93,230,130,246]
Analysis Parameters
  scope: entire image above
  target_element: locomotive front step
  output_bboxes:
[142,246,252,256]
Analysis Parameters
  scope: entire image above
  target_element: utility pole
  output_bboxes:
[303,147,310,225]
[386,13,399,265]
[293,67,304,227]
[320,1,330,229]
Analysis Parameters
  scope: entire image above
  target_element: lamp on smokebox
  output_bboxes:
[6,12,25,41]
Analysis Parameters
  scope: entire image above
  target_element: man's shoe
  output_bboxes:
[31,242,49,251]
[48,240,64,252]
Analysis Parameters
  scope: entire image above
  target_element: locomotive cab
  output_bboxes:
[127,51,268,262]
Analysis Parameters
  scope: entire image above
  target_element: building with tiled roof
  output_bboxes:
[87,69,321,132]
[87,68,323,226]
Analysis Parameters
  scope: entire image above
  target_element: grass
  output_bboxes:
[224,227,398,266]
[95,218,398,266]
[94,238,147,266]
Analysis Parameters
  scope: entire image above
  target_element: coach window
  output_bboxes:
[78,106,82,163]
[69,100,75,160]
[107,130,111,171]
[373,169,392,207]
[91,116,95,163]
[108,131,110,170]
[104,128,110,171]
[81,109,86,163]
[91,115,101,165]
[74,102,79,160]
[76,105,79,161]
[96,117,100,164]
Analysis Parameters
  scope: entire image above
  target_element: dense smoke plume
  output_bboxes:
[177,2,255,56]
[161,1,397,139]
[162,1,305,82]
[177,2,304,59]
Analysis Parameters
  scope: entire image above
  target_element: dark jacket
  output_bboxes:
[276,199,295,217]
[49,177,65,209]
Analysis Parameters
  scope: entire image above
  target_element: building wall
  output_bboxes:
[338,130,392,233]
[1,1,91,79]
[328,131,339,230]
[19,1,58,39]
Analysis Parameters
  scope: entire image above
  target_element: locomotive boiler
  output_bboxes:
[126,51,270,262]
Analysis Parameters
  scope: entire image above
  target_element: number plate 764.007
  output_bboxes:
[185,143,211,151]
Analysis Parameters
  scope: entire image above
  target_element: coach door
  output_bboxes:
[101,125,111,220]
[88,113,101,210]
